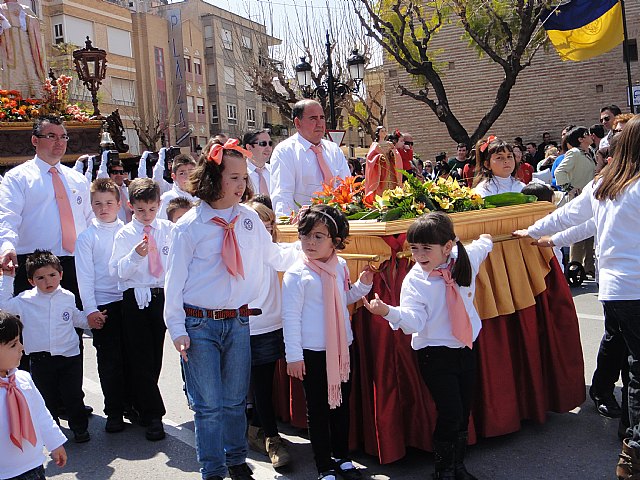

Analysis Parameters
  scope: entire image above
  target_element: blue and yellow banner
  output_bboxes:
[543,0,624,61]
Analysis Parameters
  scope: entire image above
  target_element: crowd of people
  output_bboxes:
[0,97,638,480]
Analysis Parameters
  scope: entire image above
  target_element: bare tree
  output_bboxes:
[351,0,551,146]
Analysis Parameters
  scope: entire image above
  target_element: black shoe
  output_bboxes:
[589,387,622,418]
[335,459,363,480]
[105,415,125,433]
[84,405,94,416]
[145,418,165,441]
[228,463,254,480]
[73,430,90,443]
[124,407,140,425]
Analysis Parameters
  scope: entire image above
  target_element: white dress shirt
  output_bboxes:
[383,237,493,350]
[0,279,89,356]
[269,134,351,217]
[473,175,525,198]
[0,156,93,256]
[75,218,124,315]
[109,217,173,291]
[0,369,67,479]
[281,256,372,363]
[164,202,298,341]
[157,184,196,220]
[247,160,271,196]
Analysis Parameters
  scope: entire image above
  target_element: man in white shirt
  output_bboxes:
[243,128,274,196]
[270,100,351,217]
[0,115,92,303]
[599,104,622,149]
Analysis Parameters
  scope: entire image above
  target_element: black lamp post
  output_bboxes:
[73,37,108,119]
[295,31,366,130]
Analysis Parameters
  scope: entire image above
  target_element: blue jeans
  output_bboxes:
[182,304,251,479]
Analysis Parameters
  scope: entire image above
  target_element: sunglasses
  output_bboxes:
[600,115,611,123]
[111,170,126,175]
[253,140,273,147]
[404,141,414,146]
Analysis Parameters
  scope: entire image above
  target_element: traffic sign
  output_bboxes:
[326,130,346,146]
[633,85,640,106]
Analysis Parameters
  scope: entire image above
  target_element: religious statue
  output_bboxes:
[105,109,130,153]
[0,0,46,97]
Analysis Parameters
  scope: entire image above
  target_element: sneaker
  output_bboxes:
[318,470,337,480]
[145,418,166,441]
[73,430,90,443]
[105,415,125,433]
[335,459,362,480]
[266,435,291,468]
[228,462,254,480]
[247,425,266,454]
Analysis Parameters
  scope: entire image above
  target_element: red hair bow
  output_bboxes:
[479,135,496,153]
[394,128,402,138]
[207,138,253,165]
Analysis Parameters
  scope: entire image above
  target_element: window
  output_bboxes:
[246,108,256,127]
[193,58,202,76]
[207,64,216,85]
[184,56,192,73]
[187,95,195,113]
[211,104,219,124]
[124,128,140,155]
[62,16,94,48]
[224,66,235,86]
[221,28,233,50]
[110,77,135,106]
[204,25,213,48]
[107,26,132,57]
[227,104,237,125]
[196,97,205,115]
[241,34,252,50]
[624,39,638,63]
[243,75,253,92]
[154,47,165,80]
[53,23,64,44]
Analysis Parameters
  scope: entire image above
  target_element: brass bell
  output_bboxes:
[100,131,114,148]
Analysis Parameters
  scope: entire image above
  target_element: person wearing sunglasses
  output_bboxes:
[599,104,622,149]
[243,129,274,196]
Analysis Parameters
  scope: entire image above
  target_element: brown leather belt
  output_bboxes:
[184,304,262,320]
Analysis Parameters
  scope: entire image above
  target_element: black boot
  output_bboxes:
[454,432,478,480]
[433,440,456,480]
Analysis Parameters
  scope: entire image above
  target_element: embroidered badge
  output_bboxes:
[243,218,253,230]
[62,311,70,322]
[162,246,169,255]
[76,196,82,205]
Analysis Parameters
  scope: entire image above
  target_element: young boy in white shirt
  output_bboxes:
[0,250,101,444]
[75,178,128,434]
[109,178,173,441]
[157,154,197,220]
[0,311,68,480]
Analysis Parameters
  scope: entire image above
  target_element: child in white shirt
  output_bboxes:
[157,154,197,220]
[282,205,373,480]
[0,250,101,444]
[472,136,525,197]
[75,178,128,434]
[0,312,67,480]
[364,212,492,480]
[109,178,173,442]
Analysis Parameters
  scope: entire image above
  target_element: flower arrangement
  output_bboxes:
[0,76,91,123]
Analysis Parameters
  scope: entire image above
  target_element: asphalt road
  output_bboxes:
[43,279,621,479]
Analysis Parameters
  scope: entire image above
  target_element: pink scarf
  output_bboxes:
[0,374,37,450]
[303,253,350,408]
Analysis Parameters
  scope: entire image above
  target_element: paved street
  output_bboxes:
[44,279,621,479]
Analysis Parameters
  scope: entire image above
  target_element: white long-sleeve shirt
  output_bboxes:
[247,160,271,196]
[137,150,171,194]
[164,202,298,341]
[282,256,372,363]
[383,237,493,350]
[75,218,124,314]
[0,279,89,356]
[473,175,525,198]
[0,369,67,479]
[109,217,173,291]
[0,157,93,256]
[270,134,351,217]
[157,184,196,220]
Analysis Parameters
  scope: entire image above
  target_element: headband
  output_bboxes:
[479,135,497,153]
[207,138,253,165]
[307,207,339,232]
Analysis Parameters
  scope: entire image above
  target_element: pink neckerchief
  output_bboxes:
[211,215,244,279]
[303,252,350,408]
[0,372,37,450]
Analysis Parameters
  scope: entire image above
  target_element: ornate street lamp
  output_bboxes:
[73,37,108,119]
[294,32,366,130]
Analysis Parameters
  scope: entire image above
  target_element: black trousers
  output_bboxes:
[591,304,629,403]
[93,300,130,417]
[6,465,45,480]
[250,361,279,437]
[29,352,87,433]
[122,288,166,422]
[417,345,476,442]
[302,349,352,474]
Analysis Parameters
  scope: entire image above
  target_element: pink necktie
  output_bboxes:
[121,185,132,223]
[429,263,473,348]
[310,145,333,185]
[49,167,77,253]
[143,225,163,278]
[211,216,244,279]
[255,167,269,195]
[0,375,37,451]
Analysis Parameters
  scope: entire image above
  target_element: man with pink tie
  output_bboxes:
[269,100,350,217]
